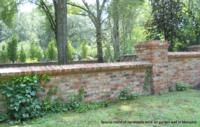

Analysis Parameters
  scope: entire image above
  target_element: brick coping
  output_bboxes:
[168,52,200,58]
[0,62,152,77]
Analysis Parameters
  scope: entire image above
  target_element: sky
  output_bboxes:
[19,0,95,13]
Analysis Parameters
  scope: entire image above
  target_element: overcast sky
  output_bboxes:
[19,0,95,13]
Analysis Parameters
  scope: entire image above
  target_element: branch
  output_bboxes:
[28,0,55,31]
[67,1,97,26]
[100,0,107,15]
[40,0,56,31]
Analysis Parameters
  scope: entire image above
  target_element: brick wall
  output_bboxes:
[168,52,200,87]
[0,62,152,106]
[135,41,169,94]
[1,40,200,113]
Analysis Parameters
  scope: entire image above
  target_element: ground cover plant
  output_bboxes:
[0,88,199,127]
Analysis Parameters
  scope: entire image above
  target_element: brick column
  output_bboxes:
[135,40,169,94]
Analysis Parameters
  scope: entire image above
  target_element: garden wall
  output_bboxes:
[168,52,200,87]
[1,40,200,113]
[0,62,152,107]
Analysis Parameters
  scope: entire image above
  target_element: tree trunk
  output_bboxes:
[112,0,120,60]
[96,0,103,63]
[96,21,104,63]
[53,0,67,64]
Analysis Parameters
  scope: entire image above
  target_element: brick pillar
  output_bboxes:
[135,40,169,94]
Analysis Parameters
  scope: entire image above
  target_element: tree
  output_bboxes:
[0,0,17,28]
[109,0,144,56]
[110,0,120,60]
[67,0,108,62]
[19,46,26,62]
[147,0,184,51]
[0,0,17,42]
[53,0,68,64]
[67,41,75,61]
[29,42,43,61]
[0,45,8,63]
[31,0,68,64]
[47,41,57,61]
[81,42,88,59]
[7,36,18,63]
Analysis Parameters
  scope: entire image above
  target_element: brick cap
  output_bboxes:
[0,62,152,77]
[168,52,200,59]
[135,40,169,49]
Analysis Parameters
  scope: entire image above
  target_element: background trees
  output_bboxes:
[0,0,200,64]
[146,0,184,51]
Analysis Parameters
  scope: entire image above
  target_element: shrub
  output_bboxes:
[47,41,57,61]
[29,42,43,61]
[67,41,75,61]
[7,36,18,63]
[0,45,8,63]
[104,44,113,62]
[0,75,47,122]
[42,86,67,113]
[65,87,107,113]
[81,42,88,59]
[65,87,86,111]
[176,82,191,91]
[119,87,139,100]
[19,46,26,62]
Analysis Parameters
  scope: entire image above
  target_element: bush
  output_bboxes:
[119,87,139,100]
[29,42,43,61]
[65,87,85,111]
[0,75,47,122]
[7,36,18,63]
[81,42,88,59]
[19,46,26,62]
[104,44,113,62]
[0,45,8,63]
[65,87,108,113]
[67,41,75,61]
[176,82,191,91]
[47,41,57,61]
[42,86,67,113]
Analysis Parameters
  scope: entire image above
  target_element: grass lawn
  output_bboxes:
[0,90,200,127]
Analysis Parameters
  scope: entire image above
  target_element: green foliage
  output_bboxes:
[81,42,88,59]
[19,46,26,62]
[104,44,113,62]
[176,82,191,91]
[66,41,75,61]
[47,41,57,61]
[42,86,67,113]
[29,42,43,61]
[0,45,8,63]
[65,87,86,111]
[0,114,8,123]
[147,0,184,51]
[119,87,139,100]
[42,86,107,113]
[7,36,18,63]
[0,0,17,28]
[0,75,47,122]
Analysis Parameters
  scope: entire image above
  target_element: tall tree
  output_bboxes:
[111,0,120,60]
[0,0,17,42]
[31,0,68,64]
[109,0,144,56]
[7,36,18,63]
[53,0,68,64]
[68,0,108,62]
[147,0,184,51]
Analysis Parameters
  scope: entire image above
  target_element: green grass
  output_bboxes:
[1,90,200,127]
